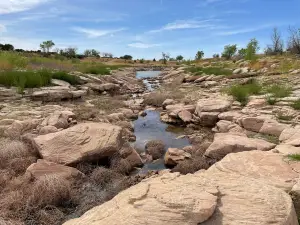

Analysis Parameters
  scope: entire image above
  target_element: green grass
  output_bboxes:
[225,79,262,106]
[81,64,128,75]
[266,96,277,105]
[266,84,292,98]
[52,71,81,85]
[186,66,232,76]
[287,154,300,161]
[291,99,300,110]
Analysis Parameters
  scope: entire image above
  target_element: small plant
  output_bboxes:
[291,99,300,110]
[226,84,249,106]
[266,84,292,98]
[288,154,300,161]
[266,96,277,105]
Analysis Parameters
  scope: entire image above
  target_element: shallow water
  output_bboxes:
[133,110,190,172]
[136,71,161,79]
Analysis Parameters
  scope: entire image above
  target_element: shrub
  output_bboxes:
[266,84,292,98]
[291,99,300,110]
[171,156,209,175]
[84,66,111,75]
[266,96,277,105]
[222,44,237,59]
[90,167,123,187]
[27,175,71,208]
[245,38,259,61]
[52,71,80,85]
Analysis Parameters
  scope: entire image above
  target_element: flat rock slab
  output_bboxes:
[63,171,298,225]
[33,123,123,165]
[208,150,300,191]
[26,159,84,180]
[204,133,276,160]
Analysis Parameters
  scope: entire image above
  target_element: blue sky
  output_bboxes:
[0,0,299,59]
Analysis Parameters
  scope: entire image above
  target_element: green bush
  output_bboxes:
[84,66,111,75]
[186,66,232,76]
[225,79,262,106]
[288,154,300,161]
[266,96,277,105]
[52,71,80,85]
[266,84,292,98]
[291,99,300,110]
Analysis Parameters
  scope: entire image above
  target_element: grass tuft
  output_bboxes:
[266,84,292,98]
[288,154,300,161]
[291,99,300,110]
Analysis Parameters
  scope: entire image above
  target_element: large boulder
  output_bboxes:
[63,171,298,225]
[164,148,191,166]
[39,125,58,135]
[178,110,193,123]
[204,133,276,160]
[238,116,265,132]
[196,99,231,114]
[259,120,290,136]
[26,159,84,180]
[218,111,242,122]
[32,123,123,165]
[213,120,245,134]
[208,151,300,191]
[197,112,219,127]
[5,119,41,138]
[31,87,86,101]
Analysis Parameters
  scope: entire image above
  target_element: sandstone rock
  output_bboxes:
[196,99,231,114]
[259,120,290,136]
[238,116,265,132]
[41,111,70,129]
[273,144,300,155]
[204,133,276,160]
[39,125,58,135]
[63,170,298,225]
[160,114,180,124]
[247,98,266,107]
[208,151,299,191]
[5,119,41,138]
[119,143,143,169]
[184,76,199,82]
[51,79,71,87]
[145,140,165,160]
[164,148,191,166]
[178,110,192,123]
[194,75,209,83]
[32,123,123,165]
[31,88,86,101]
[162,99,175,109]
[202,81,217,88]
[198,112,219,127]
[213,120,245,134]
[218,111,242,122]
[26,159,84,180]
[166,104,195,115]
[280,128,300,143]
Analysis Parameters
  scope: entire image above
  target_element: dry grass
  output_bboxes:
[145,140,165,160]
[90,167,124,187]
[171,156,209,175]
[91,97,126,113]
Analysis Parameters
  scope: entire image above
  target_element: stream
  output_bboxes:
[133,71,190,173]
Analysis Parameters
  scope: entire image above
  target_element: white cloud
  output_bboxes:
[72,27,126,38]
[216,24,275,36]
[128,42,159,48]
[149,19,217,33]
[0,0,51,15]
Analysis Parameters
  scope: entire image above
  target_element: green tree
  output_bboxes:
[222,44,237,59]
[176,55,184,62]
[120,55,133,60]
[213,53,220,58]
[245,38,259,61]
[84,49,92,57]
[40,40,55,53]
[238,48,247,58]
[91,49,100,57]
[195,50,204,60]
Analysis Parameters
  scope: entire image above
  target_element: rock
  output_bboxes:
[119,143,143,169]
[160,114,180,124]
[218,111,242,122]
[194,75,209,83]
[145,140,165,160]
[247,98,266,107]
[204,133,276,160]
[41,111,70,129]
[208,150,300,191]
[202,81,217,88]
[198,112,219,127]
[51,79,71,87]
[107,113,125,122]
[280,128,300,143]
[273,144,300,155]
[213,120,245,134]
[166,104,195,115]
[178,110,192,123]
[196,99,231,114]
[259,120,290,136]
[184,76,199,82]
[238,116,265,132]
[233,67,249,74]
[162,99,175,109]
[164,148,191,166]
[120,108,137,120]
[233,68,242,74]
[88,83,120,93]
[31,88,86,101]
[26,159,84,180]
[32,123,123,165]
[5,119,41,138]
[63,170,298,225]
[290,69,300,74]
[39,125,58,135]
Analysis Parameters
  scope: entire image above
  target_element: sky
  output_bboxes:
[0,0,300,59]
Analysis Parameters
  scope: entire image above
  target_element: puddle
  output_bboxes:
[136,71,161,91]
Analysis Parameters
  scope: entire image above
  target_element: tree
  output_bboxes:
[176,55,184,62]
[162,52,170,64]
[63,47,77,58]
[222,44,237,59]
[195,50,204,60]
[238,48,247,58]
[245,38,259,61]
[153,58,156,62]
[40,40,55,53]
[120,55,133,60]
[213,54,220,58]
[84,49,92,57]
[287,27,300,54]
[102,52,113,58]
[265,28,284,55]
[91,49,100,57]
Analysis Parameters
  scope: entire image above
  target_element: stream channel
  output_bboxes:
[133,71,190,173]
